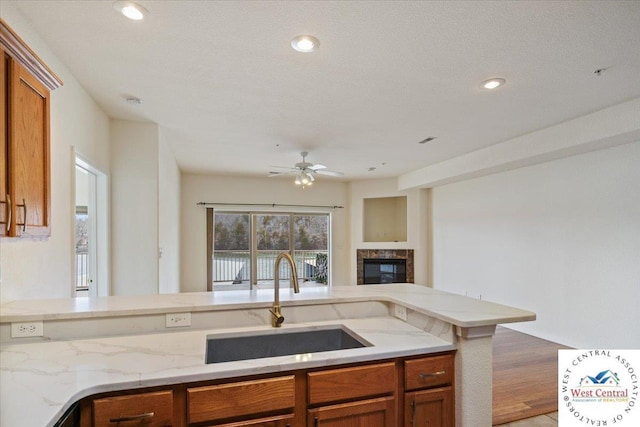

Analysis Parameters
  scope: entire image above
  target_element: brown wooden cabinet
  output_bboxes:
[77,352,454,427]
[405,387,453,427]
[92,390,174,426]
[308,396,395,427]
[0,47,6,234]
[213,414,295,427]
[403,354,455,427]
[307,363,397,427]
[187,376,296,426]
[307,362,396,406]
[0,20,62,238]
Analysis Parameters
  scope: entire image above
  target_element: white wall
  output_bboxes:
[181,174,349,292]
[349,179,430,285]
[432,142,640,348]
[0,5,110,301]
[110,121,159,295]
[399,98,640,189]
[158,130,181,294]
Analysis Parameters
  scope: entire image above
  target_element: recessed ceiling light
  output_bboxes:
[113,1,149,21]
[480,78,506,90]
[291,35,320,53]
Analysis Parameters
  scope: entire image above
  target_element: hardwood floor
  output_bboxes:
[495,412,558,427]
[492,327,571,426]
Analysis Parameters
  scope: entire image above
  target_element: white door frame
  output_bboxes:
[73,149,110,297]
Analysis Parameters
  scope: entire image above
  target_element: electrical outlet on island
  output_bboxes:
[394,304,408,321]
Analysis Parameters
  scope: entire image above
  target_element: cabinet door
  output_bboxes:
[404,387,453,427]
[0,48,7,236]
[308,396,395,427]
[7,57,51,237]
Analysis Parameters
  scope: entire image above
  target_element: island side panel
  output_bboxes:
[455,327,494,427]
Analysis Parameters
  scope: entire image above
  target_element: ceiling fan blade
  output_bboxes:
[309,164,327,170]
[268,171,294,177]
[315,170,344,177]
[269,165,297,170]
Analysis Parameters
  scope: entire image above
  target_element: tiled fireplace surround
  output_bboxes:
[356,249,414,285]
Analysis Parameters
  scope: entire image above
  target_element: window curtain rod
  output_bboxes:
[197,202,344,209]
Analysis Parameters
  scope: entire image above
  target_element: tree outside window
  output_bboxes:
[212,211,329,290]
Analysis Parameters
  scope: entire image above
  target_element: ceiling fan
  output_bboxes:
[269,152,344,186]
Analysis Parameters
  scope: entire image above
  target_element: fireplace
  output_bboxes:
[363,258,406,284]
[356,249,414,285]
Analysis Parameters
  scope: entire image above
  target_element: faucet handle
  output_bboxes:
[269,306,285,327]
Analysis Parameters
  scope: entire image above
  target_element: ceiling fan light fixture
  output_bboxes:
[294,175,302,185]
[113,1,149,21]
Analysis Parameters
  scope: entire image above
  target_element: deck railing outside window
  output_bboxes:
[213,250,326,285]
[75,251,89,291]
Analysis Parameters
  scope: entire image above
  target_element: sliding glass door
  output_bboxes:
[211,211,329,291]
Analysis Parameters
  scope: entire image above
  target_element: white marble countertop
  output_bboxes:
[0,284,535,328]
[2,317,454,427]
[0,284,535,426]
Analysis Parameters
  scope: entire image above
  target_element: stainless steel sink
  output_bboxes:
[205,325,370,364]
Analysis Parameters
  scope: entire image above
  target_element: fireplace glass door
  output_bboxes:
[363,258,406,284]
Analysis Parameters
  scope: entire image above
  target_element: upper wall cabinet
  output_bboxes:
[0,19,62,238]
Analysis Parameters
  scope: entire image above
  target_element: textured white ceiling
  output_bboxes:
[8,0,640,180]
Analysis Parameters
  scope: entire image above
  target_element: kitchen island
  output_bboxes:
[0,284,535,426]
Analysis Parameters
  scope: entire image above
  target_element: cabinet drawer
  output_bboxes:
[187,376,295,424]
[215,413,295,427]
[93,390,173,426]
[405,354,454,391]
[308,362,396,405]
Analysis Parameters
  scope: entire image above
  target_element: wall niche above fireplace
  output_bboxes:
[363,196,407,242]
[356,249,414,285]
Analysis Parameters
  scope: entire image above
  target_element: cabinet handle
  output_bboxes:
[109,412,154,423]
[314,416,319,427]
[21,198,26,232]
[5,194,10,232]
[419,370,446,379]
[411,399,416,425]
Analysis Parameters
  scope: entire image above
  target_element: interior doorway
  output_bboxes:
[74,153,109,297]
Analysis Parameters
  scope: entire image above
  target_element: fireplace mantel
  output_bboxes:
[356,249,414,285]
